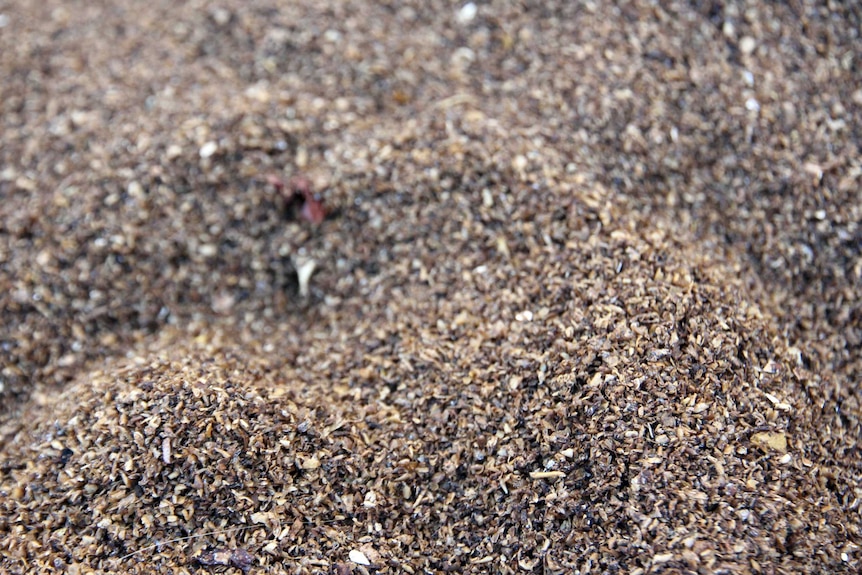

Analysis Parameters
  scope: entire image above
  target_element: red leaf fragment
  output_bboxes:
[289,175,327,224]
[268,173,327,224]
[300,195,326,224]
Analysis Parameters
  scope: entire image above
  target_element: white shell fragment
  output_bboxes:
[362,490,378,508]
[515,310,533,322]
[161,437,171,464]
[294,256,317,298]
[349,549,371,566]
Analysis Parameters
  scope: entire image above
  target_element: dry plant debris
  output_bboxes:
[1,1,860,574]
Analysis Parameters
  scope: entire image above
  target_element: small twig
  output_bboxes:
[119,524,257,561]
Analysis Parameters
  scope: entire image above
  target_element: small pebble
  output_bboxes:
[456,3,477,25]
[739,36,756,55]
[210,7,230,26]
[199,141,218,158]
[199,244,218,258]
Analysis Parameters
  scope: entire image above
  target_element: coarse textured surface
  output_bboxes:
[1,1,860,574]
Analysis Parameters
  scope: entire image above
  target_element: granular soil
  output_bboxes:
[1,1,860,574]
